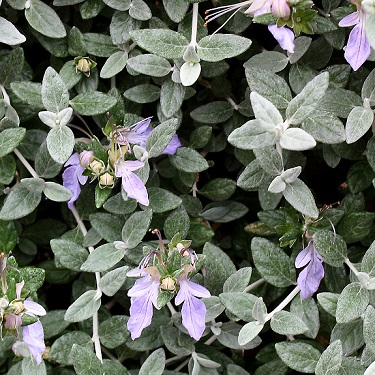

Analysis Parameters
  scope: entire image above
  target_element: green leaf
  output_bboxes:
[64,290,101,322]
[146,187,181,213]
[128,0,151,20]
[253,147,282,176]
[279,128,316,151]
[21,357,47,375]
[83,33,118,57]
[290,297,320,339]
[98,315,130,349]
[317,292,339,316]
[347,161,375,194]
[80,243,125,272]
[71,344,103,375]
[365,14,375,51]
[313,230,347,267]
[315,340,342,375]
[362,67,375,104]
[39,310,70,339]
[245,67,292,109]
[302,110,345,144]
[10,81,43,108]
[286,72,329,125]
[199,178,236,201]
[100,51,128,79]
[331,320,364,355]
[139,348,165,375]
[364,305,375,354]
[110,10,141,45]
[203,242,236,295]
[275,341,321,373]
[163,0,189,22]
[102,0,130,10]
[146,118,178,158]
[50,238,88,271]
[197,34,252,62]
[237,159,267,191]
[270,311,308,335]
[336,282,369,323]
[124,84,160,104]
[121,209,152,248]
[250,91,283,126]
[220,292,258,321]
[160,79,185,117]
[336,212,375,244]
[346,106,374,144]
[68,26,87,56]
[90,212,123,242]
[130,29,188,59]
[320,88,362,118]
[169,147,209,173]
[201,201,248,223]
[41,67,69,113]
[164,206,190,240]
[43,181,72,202]
[190,101,233,124]
[283,178,319,219]
[244,51,289,73]
[102,360,129,375]
[0,16,26,45]
[99,265,129,296]
[0,127,26,157]
[0,177,44,220]
[0,220,17,253]
[69,91,117,115]
[126,53,172,77]
[20,266,45,293]
[251,237,296,287]
[0,47,24,86]
[49,331,92,366]
[46,126,74,164]
[238,321,264,346]
[25,0,66,38]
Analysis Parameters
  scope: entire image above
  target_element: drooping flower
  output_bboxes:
[114,159,149,206]
[127,267,161,339]
[22,320,46,365]
[115,117,181,155]
[295,241,324,299]
[175,275,211,341]
[62,152,88,209]
[339,2,371,71]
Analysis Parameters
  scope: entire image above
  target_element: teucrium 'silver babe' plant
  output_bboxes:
[2,0,375,373]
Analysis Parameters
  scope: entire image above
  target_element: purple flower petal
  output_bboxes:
[22,320,46,365]
[62,153,88,209]
[127,275,160,339]
[295,241,313,268]
[344,24,371,71]
[338,11,359,27]
[175,278,210,340]
[162,134,181,155]
[24,300,46,316]
[268,24,295,53]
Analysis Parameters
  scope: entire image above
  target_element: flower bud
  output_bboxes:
[79,150,94,168]
[12,301,25,314]
[160,277,176,291]
[4,313,22,330]
[362,0,375,14]
[74,57,97,77]
[0,297,8,309]
[99,172,114,188]
[272,0,291,19]
[89,160,104,175]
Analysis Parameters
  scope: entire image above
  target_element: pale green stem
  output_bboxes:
[264,285,301,322]
[244,278,266,293]
[191,3,199,47]
[344,257,360,276]
[167,301,177,315]
[175,357,190,372]
[13,148,39,179]
[226,97,238,110]
[165,355,187,366]
[71,206,103,362]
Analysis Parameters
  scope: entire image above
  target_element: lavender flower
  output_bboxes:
[175,275,211,341]
[22,320,46,365]
[114,159,149,206]
[62,152,88,209]
[127,267,161,339]
[295,241,324,299]
[115,117,181,155]
[339,2,371,71]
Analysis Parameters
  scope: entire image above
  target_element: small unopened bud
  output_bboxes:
[89,160,104,175]
[362,0,375,14]
[176,243,185,251]
[74,57,97,77]
[99,172,114,188]
[4,313,22,330]
[12,301,24,314]
[0,297,8,309]
[272,0,291,19]
[79,150,94,168]
[160,277,176,291]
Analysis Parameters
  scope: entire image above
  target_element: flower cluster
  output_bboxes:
[0,254,46,364]
[62,117,181,209]
[126,233,211,341]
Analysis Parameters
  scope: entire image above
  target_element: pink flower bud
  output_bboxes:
[4,313,22,330]
[79,150,94,168]
[272,0,290,19]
